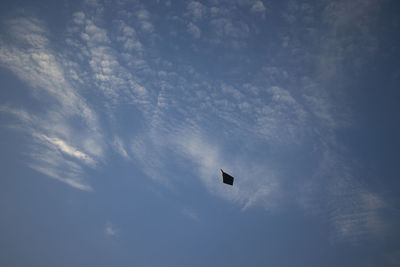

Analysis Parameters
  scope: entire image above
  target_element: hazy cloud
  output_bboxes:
[182,208,200,221]
[105,222,118,236]
[0,17,103,190]
[251,1,266,17]
[41,135,96,166]
[113,136,130,160]
[187,22,201,39]
[186,1,207,21]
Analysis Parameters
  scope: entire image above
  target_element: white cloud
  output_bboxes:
[84,20,109,43]
[0,106,98,191]
[329,188,387,244]
[116,23,143,52]
[251,1,266,17]
[252,86,308,144]
[267,86,296,104]
[171,130,280,210]
[137,8,150,20]
[72,12,85,25]
[182,208,199,221]
[210,18,250,39]
[186,1,207,21]
[187,22,201,39]
[0,106,33,123]
[129,135,170,185]
[298,147,388,244]
[136,8,154,33]
[313,0,379,81]
[140,21,154,33]
[113,136,130,159]
[6,17,48,48]
[40,135,96,166]
[300,76,346,129]
[0,17,104,191]
[30,164,92,191]
[221,84,244,100]
[68,16,151,109]
[0,22,99,131]
[105,222,118,236]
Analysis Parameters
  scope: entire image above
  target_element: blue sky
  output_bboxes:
[1,0,399,266]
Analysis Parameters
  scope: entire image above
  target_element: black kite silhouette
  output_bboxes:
[220,169,234,186]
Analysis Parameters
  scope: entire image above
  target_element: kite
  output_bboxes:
[220,169,234,186]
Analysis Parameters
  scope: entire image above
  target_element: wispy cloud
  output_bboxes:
[0,18,99,131]
[72,11,85,25]
[65,11,152,113]
[210,18,250,39]
[318,0,379,80]
[30,164,93,192]
[40,135,96,166]
[328,182,387,244]
[275,0,387,244]
[105,222,118,236]
[0,16,103,190]
[297,146,388,244]
[182,208,200,221]
[136,8,154,33]
[116,21,143,52]
[251,1,267,18]
[186,1,207,21]
[0,106,96,191]
[112,136,130,160]
[169,129,280,210]
[187,22,201,39]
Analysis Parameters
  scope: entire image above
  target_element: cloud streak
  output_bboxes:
[40,135,96,166]
[0,16,103,191]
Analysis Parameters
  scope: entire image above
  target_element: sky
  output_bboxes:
[0,0,400,266]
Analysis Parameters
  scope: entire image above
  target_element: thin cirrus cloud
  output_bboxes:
[40,135,96,167]
[185,1,207,21]
[0,15,103,191]
[112,136,130,160]
[187,22,201,39]
[182,207,200,221]
[0,105,97,191]
[105,222,118,236]
[276,1,387,244]
[0,17,99,132]
[251,1,267,18]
